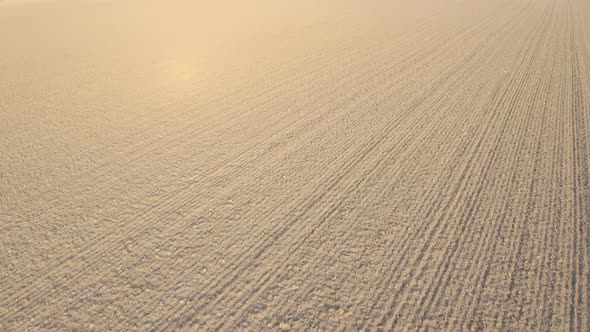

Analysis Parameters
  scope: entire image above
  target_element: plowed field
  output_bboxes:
[1,0,589,330]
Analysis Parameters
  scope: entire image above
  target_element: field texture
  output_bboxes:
[1,0,590,330]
